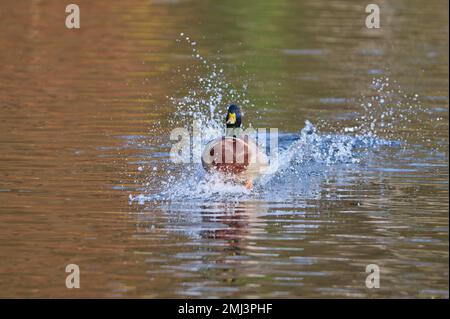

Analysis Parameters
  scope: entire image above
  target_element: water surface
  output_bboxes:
[0,0,448,298]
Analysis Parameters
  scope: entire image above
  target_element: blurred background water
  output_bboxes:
[0,0,448,298]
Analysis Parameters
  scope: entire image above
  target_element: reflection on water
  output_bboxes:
[0,0,448,298]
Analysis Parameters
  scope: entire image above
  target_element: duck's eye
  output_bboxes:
[227,113,236,124]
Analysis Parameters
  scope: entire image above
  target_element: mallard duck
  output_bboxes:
[201,104,269,190]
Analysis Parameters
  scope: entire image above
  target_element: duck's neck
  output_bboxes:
[225,127,242,137]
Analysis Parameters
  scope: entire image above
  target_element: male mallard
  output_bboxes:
[201,104,269,190]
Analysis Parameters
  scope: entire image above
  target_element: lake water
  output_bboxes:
[0,0,448,298]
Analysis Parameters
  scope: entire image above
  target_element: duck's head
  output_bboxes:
[225,104,242,128]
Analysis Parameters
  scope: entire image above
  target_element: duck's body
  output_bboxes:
[201,136,269,184]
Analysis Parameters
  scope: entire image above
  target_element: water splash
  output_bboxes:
[168,33,254,139]
[128,37,441,204]
[318,76,442,145]
[129,116,398,203]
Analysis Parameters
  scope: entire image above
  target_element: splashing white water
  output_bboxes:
[168,33,254,139]
[129,117,397,203]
